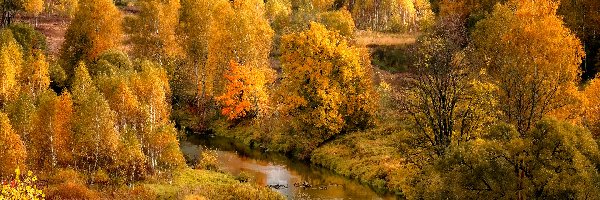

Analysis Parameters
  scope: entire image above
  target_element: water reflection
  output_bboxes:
[180,135,398,200]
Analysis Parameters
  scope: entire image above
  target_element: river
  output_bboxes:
[180,134,399,200]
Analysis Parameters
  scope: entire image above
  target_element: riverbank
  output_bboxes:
[310,127,407,195]
[210,118,409,197]
[180,134,397,199]
[40,167,284,199]
[139,168,284,200]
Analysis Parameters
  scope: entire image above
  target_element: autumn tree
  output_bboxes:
[176,0,212,112]
[265,0,292,32]
[7,23,47,56]
[53,0,79,18]
[436,0,503,24]
[584,78,600,135]
[0,112,27,178]
[407,119,600,199]
[94,72,146,179]
[350,0,433,32]
[20,51,50,96]
[5,94,35,153]
[96,74,147,179]
[29,90,73,170]
[60,0,122,79]
[89,49,133,77]
[71,63,120,173]
[317,9,355,38]
[278,22,377,157]
[130,61,184,171]
[24,0,44,25]
[0,0,45,25]
[216,60,268,121]
[205,0,274,100]
[402,16,497,156]
[0,30,23,107]
[126,0,182,62]
[471,0,584,133]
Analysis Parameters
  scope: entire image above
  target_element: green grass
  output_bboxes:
[310,126,408,195]
[141,168,284,200]
[370,44,415,73]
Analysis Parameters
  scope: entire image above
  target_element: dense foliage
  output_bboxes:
[278,22,377,157]
[0,0,599,199]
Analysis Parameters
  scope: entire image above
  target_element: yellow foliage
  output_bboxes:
[0,113,26,178]
[23,0,44,16]
[279,22,377,141]
[317,9,356,38]
[178,0,213,102]
[71,63,121,172]
[60,0,122,76]
[129,0,182,61]
[205,0,274,98]
[30,91,74,170]
[0,168,44,199]
[55,0,78,18]
[21,51,49,96]
[471,0,584,133]
[351,0,432,32]
[0,31,23,106]
[584,78,600,135]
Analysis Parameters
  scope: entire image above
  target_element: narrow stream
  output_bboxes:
[180,134,398,200]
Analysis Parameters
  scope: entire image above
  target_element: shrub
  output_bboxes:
[0,168,45,200]
[91,169,110,185]
[94,49,133,73]
[46,181,99,200]
[194,150,218,171]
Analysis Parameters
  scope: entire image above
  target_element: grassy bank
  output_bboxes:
[140,168,284,200]
[310,127,407,195]
[40,167,284,200]
[210,119,410,196]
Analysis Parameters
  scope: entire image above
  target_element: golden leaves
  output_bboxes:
[279,22,377,138]
[127,0,182,61]
[206,0,274,98]
[471,0,584,132]
[0,112,27,178]
[60,0,122,72]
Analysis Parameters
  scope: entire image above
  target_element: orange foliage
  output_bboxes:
[216,60,259,121]
[30,91,73,170]
[60,0,122,69]
[0,112,27,178]
[584,78,600,135]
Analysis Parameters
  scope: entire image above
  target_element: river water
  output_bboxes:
[180,135,398,200]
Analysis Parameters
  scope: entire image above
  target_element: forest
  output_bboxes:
[0,0,599,199]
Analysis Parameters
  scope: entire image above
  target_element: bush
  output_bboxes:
[47,169,84,185]
[96,49,133,71]
[91,169,110,185]
[46,181,99,200]
[194,150,218,171]
[46,169,97,199]
[0,168,45,200]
